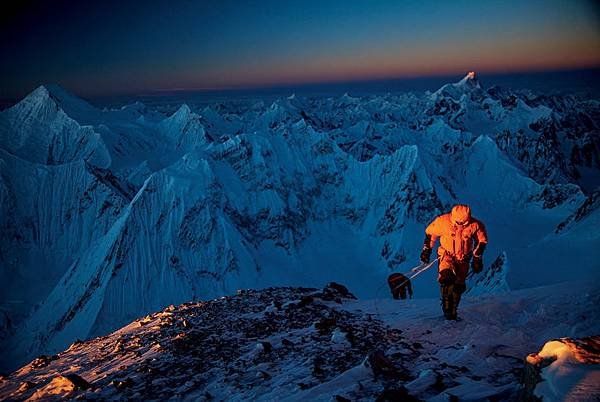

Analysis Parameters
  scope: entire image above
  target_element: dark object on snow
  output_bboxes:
[387,273,413,300]
[314,317,337,334]
[322,282,356,300]
[367,350,402,380]
[375,386,420,402]
[260,341,273,353]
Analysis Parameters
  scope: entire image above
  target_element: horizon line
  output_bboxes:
[2,65,599,103]
[96,65,600,99]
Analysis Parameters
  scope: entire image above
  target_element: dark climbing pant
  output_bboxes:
[438,262,468,320]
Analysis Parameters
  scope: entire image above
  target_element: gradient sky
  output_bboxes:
[1,0,599,98]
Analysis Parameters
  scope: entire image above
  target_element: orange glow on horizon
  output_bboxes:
[167,34,600,92]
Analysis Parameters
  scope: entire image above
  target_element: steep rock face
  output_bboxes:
[0,75,597,371]
[0,150,125,329]
[466,252,510,296]
[555,188,600,234]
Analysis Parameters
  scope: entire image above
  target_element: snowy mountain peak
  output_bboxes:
[14,85,60,113]
[463,70,477,81]
[0,84,111,166]
[431,71,482,101]
[25,84,52,102]
[15,84,98,123]
[159,103,208,151]
[171,103,192,119]
[455,70,480,88]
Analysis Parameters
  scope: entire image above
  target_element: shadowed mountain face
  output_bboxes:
[0,73,599,371]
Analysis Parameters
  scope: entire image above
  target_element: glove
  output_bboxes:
[472,257,483,273]
[420,248,432,264]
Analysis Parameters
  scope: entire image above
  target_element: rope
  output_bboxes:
[396,257,439,289]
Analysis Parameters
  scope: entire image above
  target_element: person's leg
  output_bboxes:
[451,261,469,319]
[438,255,456,319]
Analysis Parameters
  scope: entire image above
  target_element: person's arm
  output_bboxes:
[472,220,488,273]
[421,216,442,263]
[473,242,486,258]
[473,220,488,257]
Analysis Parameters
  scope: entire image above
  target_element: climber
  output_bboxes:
[387,273,413,300]
[420,204,488,320]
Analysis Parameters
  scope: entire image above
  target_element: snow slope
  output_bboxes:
[0,281,597,401]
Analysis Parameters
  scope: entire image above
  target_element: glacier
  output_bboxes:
[0,72,598,372]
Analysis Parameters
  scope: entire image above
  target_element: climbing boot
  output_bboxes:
[440,284,455,320]
[449,291,461,320]
[450,284,466,320]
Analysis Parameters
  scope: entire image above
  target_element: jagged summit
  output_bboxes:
[431,70,483,100]
[339,92,359,105]
[457,70,480,87]
[159,103,209,151]
[9,85,70,115]
[23,84,52,102]
[170,103,192,119]
[23,84,98,120]
[0,84,110,166]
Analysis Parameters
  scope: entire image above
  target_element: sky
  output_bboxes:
[1,0,599,98]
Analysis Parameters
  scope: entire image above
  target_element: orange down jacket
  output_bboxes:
[425,205,488,261]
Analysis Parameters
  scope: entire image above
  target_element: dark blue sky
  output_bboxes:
[1,0,599,98]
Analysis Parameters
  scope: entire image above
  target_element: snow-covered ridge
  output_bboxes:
[0,75,598,372]
[0,282,598,401]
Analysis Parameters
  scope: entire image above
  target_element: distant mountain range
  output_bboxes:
[0,72,598,372]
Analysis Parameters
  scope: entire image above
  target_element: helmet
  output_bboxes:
[451,204,471,225]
